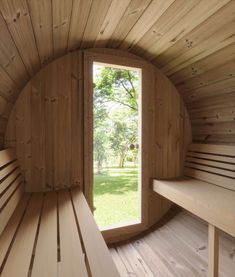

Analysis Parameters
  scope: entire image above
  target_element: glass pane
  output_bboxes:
[93,62,141,229]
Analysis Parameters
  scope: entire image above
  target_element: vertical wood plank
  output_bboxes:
[27,0,53,65]
[30,71,45,192]
[68,0,92,51]
[0,0,41,75]
[208,224,219,277]
[52,0,73,57]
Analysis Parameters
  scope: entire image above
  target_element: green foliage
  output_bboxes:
[93,65,140,170]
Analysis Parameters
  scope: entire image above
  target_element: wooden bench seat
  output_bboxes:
[153,143,235,277]
[153,177,235,237]
[0,149,119,277]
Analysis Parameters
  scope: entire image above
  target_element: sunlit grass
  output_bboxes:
[93,167,139,228]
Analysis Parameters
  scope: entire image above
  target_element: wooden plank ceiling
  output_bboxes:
[0,0,234,145]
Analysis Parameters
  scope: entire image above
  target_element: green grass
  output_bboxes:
[93,166,139,228]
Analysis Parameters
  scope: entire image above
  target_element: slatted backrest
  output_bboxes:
[184,144,235,191]
[0,149,24,235]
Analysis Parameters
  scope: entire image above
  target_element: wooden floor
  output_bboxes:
[110,211,235,277]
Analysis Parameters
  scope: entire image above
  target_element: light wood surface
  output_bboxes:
[83,48,191,242]
[153,178,235,238]
[184,143,235,191]
[58,190,88,277]
[153,143,235,276]
[31,192,57,277]
[110,211,235,277]
[4,48,191,242]
[5,52,84,192]
[0,188,120,276]
[0,148,24,235]
[72,187,120,277]
[0,0,233,146]
[208,224,219,277]
[1,193,43,277]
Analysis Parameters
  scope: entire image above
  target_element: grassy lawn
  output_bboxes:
[93,166,139,228]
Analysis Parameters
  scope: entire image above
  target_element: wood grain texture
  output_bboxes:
[72,188,120,277]
[5,52,84,192]
[1,193,42,277]
[110,211,235,277]
[0,0,233,145]
[0,188,120,276]
[4,48,191,242]
[0,148,24,235]
[153,178,235,238]
[83,48,191,242]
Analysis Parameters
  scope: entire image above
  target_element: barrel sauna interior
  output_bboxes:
[0,1,234,276]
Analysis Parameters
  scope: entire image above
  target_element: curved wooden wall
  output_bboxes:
[0,1,234,148]
[4,49,191,240]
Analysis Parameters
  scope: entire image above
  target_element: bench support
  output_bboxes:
[208,224,219,277]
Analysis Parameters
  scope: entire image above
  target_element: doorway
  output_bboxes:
[92,62,142,230]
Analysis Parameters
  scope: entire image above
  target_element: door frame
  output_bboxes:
[83,49,150,242]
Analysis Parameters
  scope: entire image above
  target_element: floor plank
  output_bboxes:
[110,211,235,277]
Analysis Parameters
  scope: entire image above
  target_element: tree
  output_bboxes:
[93,66,140,169]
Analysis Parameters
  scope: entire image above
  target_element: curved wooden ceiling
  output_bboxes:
[0,0,234,145]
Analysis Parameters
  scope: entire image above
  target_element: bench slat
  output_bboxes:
[1,193,43,277]
[58,190,88,277]
[153,179,235,237]
[0,149,16,168]
[188,144,235,157]
[0,168,22,195]
[185,162,235,178]
[187,152,235,164]
[184,167,235,191]
[31,192,57,277]
[0,160,19,183]
[0,184,24,235]
[0,194,30,267]
[186,156,235,171]
[71,188,120,277]
[0,175,23,210]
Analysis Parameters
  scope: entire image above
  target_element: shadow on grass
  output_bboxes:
[93,167,138,196]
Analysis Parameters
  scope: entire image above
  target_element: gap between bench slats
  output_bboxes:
[71,188,120,277]
[0,184,24,235]
[0,194,30,269]
[187,152,235,164]
[57,190,88,277]
[1,193,43,277]
[188,144,235,157]
[185,156,235,171]
[1,189,119,277]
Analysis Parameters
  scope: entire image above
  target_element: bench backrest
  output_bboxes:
[184,144,235,191]
[0,149,24,235]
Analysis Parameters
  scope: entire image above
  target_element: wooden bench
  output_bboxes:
[153,143,235,277]
[0,149,120,277]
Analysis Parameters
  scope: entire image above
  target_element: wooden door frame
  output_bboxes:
[83,49,150,242]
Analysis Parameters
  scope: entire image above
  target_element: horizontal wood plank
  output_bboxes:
[31,192,57,277]
[0,149,16,168]
[71,188,120,277]
[184,167,234,191]
[153,178,235,237]
[58,190,88,277]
